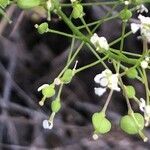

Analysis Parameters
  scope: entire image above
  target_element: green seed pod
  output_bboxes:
[35,22,49,34]
[72,3,84,19]
[119,9,132,22]
[126,68,138,79]
[125,85,136,99]
[0,0,10,8]
[51,99,61,113]
[120,113,144,134]
[17,0,41,9]
[42,84,55,98]
[61,69,74,84]
[92,112,111,134]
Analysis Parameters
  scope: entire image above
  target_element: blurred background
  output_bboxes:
[0,0,150,149]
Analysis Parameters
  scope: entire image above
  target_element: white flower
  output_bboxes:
[94,69,120,96]
[124,1,130,5]
[137,5,148,13]
[139,98,150,126]
[43,120,53,129]
[70,0,77,3]
[130,15,150,42]
[131,23,140,33]
[141,60,148,69]
[140,56,149,69]
[37,84,49,92]
[90,33,109,51]
[43,112,56,129]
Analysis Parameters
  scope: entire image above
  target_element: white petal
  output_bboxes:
[138,5,149,13]
[99,77,109,87]
[138,14,150,24]
[94,87,106,96]
[90,33,99,45]
[94,73,104,84]
[139,98,146,112]
[131,23,140,34]
[98,37,109,50]
[38,84,49,91]
[141,60,148,69]
[145,105,150,115]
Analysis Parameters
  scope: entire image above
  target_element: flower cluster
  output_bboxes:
[131,14,150,42]
[94,69,120,96]
[90,33,109,52]
[139,98,150,127]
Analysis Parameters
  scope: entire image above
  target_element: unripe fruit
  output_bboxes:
[17,0,41,9]
[42,84,55,98]
[126,68,138,79]
[0,0,9,8]
[61,69,74,84]
[92,112,111,134]
[51,99,61,113]
[72,3,84,19]
[120,113,144,134]
[125,85,136,99]
[119,9,132,21]
[35,22,49,34]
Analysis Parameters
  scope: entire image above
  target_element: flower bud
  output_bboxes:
[72,3,84,19]
[119,9,132,22]
[51,99,61,113]
[35,22,49,34]
[126,68,138,79]
[92,112,111,134]
[61,69,74,84]
[125,85,136,99]
[42,84,55,98]
[120,113,144,134]
[17,0,41,9]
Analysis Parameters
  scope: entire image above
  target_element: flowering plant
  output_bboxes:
[1,0,150,142]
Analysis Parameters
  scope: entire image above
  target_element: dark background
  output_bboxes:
[0,0,150,149]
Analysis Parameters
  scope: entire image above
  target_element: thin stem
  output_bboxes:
[92,4,118,33]
[80,17,92,35]
[86,43,108,69]
[47,29,81,39]
[61,1,120,7]
[102,89,114,113]
[57,84,63,99]
[67,37,75,63]
[57,42,84,78]
[75,55,109,73]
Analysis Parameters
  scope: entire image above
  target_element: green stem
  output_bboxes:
[75,55,109,73]
[61,1,119,7]
[57,42,84,78]
[102,89,114,113]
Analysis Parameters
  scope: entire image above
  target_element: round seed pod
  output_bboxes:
[72,3,84,19]
[42,84,55,98]
[126,68,138,79]
[92,112,111,134]
[61,69,74,84]
[120,113,144,134]
[119,9,132,21]
[125,85,136,99]
[51,99,61,113]
[36,22,49,34]
[17,0,41,9]
[0,0,10,8]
